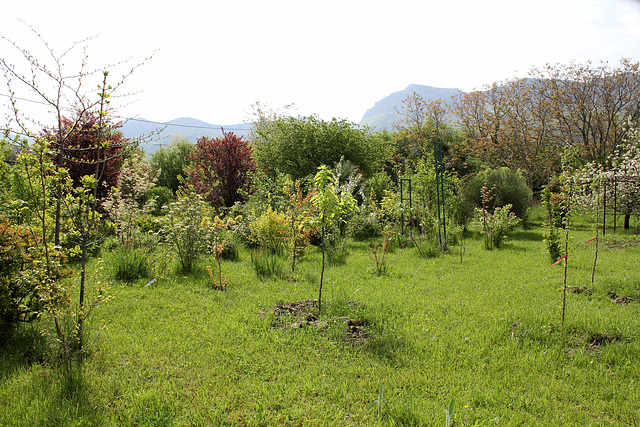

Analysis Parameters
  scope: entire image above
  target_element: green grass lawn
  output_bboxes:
[1,223,639,426]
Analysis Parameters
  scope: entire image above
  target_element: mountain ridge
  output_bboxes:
[121,117,252,154]
[121,84,465,151]
[359,84,462,131]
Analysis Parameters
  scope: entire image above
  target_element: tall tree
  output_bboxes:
[150,136,193,194]
[43,111,127,201]
[455,78,561,191]
[455,60,640,190]
[531,59,640,164]
[393,92,458,174]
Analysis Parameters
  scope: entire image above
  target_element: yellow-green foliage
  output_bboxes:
[248,206,288,254]
[0,219,71,339]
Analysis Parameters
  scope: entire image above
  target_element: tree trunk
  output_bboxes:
[319,225,325,316]
[76,236,87,351]
[624,214,630,230]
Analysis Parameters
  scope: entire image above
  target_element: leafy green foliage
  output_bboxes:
[150,137,193,194]
[282,179,314,272]
[349,204,384,241]
[541,186,565,262]
[464,167,532,222]
[311,166,358,314]
[404,156,471,235]
[366,171,393,205]
[145,186,173,216]
[368,229,393,275]
[161,188,212,273]
[0,219,70,340]
[102,150,158,249]
[250,248,286,279]
[252,115,389,180]
[543,226,562,263]
[473,204,522,250]
[247,207,288,254]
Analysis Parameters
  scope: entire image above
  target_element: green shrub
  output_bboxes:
[219,239,240,261]
[464,167,532,221]
[472,204,521,250]
[112,249,149,282]
[543,226,562,262]
[247,207,288,254]
[1,220,70,341]
[162,188,211,273]
[368,229,393,275]
[367,171,392,204]
[135,215,163,234]
[349,207,384,240]
[324,233,350,266]
[410,233,441,258]
[541,185,567,229]
[146,186,174,216]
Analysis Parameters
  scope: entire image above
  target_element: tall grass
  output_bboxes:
[110,248,149,282]
[250,248,286,279]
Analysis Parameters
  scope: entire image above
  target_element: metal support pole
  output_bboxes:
[603,179,607,236]
[400,178,412,236]
[434,140,446,249]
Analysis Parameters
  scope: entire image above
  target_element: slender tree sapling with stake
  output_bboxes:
[559,147,580,327]
[311,166,356,315]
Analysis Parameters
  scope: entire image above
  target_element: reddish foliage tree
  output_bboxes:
[44,111,127,200]
[188,130,256,208]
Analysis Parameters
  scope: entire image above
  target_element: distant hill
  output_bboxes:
[359,84,462,131]
[122,84,464,153]
[121,117,252,154]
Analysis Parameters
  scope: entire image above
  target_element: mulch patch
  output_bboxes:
[612,295,635,305]
[268,299,369,345]
[270,299,319,327]
[570,286,593,295]
[585,332,623,351]
[602,238,640,249]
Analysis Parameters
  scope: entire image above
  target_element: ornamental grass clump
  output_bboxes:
[111,249,149,283]
[250,248,285,279]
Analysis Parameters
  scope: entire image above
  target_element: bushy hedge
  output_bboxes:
[463,167,532,221]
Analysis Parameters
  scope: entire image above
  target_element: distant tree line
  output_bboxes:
[454,59,640,191]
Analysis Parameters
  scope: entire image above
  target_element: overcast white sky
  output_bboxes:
[2,0,640,127]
